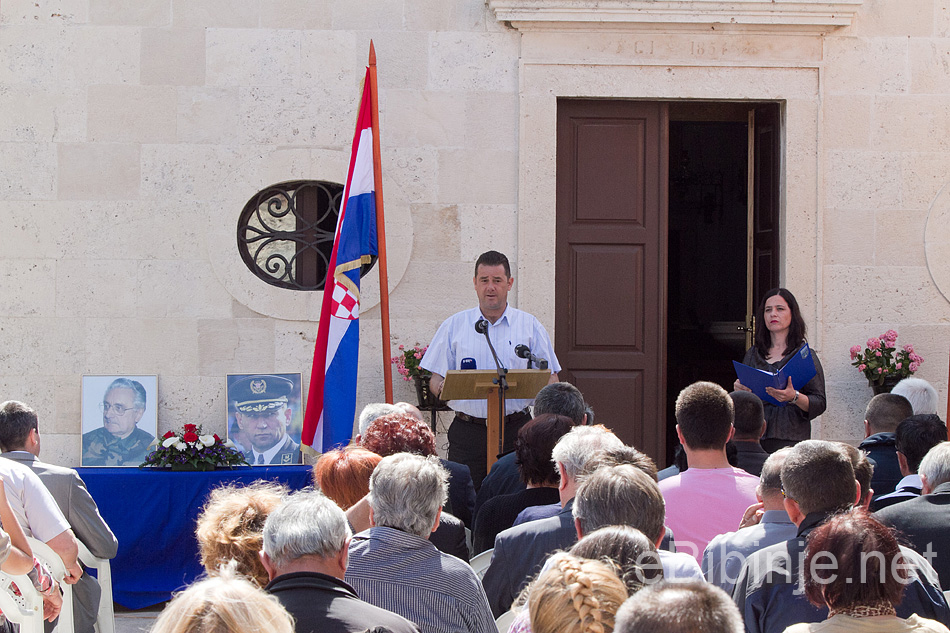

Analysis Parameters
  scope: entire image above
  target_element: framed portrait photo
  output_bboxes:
[81,375,159,467]
[226,372,303,466]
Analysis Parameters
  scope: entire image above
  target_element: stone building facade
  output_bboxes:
[0,0,947,466]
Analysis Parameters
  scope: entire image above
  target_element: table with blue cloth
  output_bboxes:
[76,465,313,609]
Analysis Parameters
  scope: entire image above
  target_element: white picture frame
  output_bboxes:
[81,375,159,467]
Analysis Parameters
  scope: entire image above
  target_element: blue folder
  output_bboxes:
[733,342,817,407]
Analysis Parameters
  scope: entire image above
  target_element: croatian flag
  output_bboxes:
[302,68,378,453]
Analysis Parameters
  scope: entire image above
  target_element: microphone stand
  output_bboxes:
[477,319,508,458]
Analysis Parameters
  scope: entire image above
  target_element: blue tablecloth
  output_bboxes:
[76,466,313,609]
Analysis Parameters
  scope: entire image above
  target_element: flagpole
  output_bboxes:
[368,41,394,404]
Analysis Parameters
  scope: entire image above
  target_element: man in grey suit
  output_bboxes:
[0,401,118,633]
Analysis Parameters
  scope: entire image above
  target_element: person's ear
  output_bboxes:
[574,517,584,540]
[259,551,278,581]
[727,425,736,443]
[675,425,686,448]
[783,497,805,525]
[336,537,350,574]
[864,420,871,438]
[897,451,910,476]
[557,462,568,492]
[431,507,442,533]
[921,474,933,495]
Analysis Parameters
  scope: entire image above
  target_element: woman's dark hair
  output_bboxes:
[570,525,664,595]
[802,510,908,611]
[753,288,807,357]
[515,414,574,486]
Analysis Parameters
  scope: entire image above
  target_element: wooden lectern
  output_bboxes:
[440,369,550,474]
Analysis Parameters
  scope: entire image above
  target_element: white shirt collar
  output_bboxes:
[473,304,511,327]
[252,436,286,465]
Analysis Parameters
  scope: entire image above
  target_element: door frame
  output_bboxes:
[514,60,821,353]
[512,47,822,442]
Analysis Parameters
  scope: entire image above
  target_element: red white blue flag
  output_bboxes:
[302,68,378,452]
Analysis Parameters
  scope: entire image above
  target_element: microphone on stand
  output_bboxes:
[515,344,549,370]
[475,319,505,373]
[474,317,508,457]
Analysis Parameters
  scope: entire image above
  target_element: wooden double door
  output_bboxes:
[554,99,781,465]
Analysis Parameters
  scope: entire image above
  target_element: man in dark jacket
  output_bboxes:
[733,440,950,633]
[877,441,950,590]
[859,393,913,498]
[727,391,769,476]
[872,414,947,510]
[262,490,419,633]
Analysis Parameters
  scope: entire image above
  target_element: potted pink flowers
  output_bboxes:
[391,343,443,408]
[850,329,924,394]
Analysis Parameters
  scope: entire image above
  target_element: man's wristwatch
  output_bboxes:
[791,391,800,404]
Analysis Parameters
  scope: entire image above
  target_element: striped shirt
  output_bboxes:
[420,305,560,417]
[345,526,496,633]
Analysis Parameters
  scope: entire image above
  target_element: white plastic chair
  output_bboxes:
[77,541,114,633]
[0,571,45,633]
[469,548,493,580]
[27,537,74,633]
[495,609,516,633]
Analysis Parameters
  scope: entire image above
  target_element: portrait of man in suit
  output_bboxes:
[227,373,302,465]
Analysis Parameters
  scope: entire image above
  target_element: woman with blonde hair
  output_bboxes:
[528,552,628,633]
[151,564,294,633]
[194,481,288,587]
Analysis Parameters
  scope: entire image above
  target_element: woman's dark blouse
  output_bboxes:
[741,345,827,442]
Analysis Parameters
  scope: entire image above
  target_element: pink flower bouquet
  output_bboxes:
[850,330,923,386]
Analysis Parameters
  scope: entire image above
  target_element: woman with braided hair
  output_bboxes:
[528,552,628,633]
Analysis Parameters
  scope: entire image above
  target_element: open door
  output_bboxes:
[745,105,782,343]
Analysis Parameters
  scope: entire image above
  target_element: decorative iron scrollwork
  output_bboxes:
[237,180,376,291]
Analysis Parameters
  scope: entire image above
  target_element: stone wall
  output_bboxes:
[0,0,947,467]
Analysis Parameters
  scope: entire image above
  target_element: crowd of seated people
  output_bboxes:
[101,376,950,633]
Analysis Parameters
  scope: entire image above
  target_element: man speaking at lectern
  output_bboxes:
[420,250,560,488]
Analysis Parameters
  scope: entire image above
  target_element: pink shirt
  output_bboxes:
[659,467,760,562]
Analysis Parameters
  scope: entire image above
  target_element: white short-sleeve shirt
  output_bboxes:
[420,305,561,417]
[0,457,71,542]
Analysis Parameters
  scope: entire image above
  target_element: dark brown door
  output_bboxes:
[555,100,669,460]
[751,105,781,329]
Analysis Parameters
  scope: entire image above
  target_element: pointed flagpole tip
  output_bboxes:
[369,40,376,66]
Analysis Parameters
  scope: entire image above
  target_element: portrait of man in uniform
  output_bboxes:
[81,375,158,467]
[226,373,302,465]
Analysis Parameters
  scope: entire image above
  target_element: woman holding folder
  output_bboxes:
[734,288,826,452]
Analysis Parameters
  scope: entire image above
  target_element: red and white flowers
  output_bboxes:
[142,423,247,469]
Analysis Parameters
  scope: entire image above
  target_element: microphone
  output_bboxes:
[475,318,489,335]
[515,344,548,370]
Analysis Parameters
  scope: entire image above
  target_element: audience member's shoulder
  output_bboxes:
[0,456,45,480]
[737,538,796,583]
[495,511,562,542]
[31,459,81,478]
[657,472,682,490]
